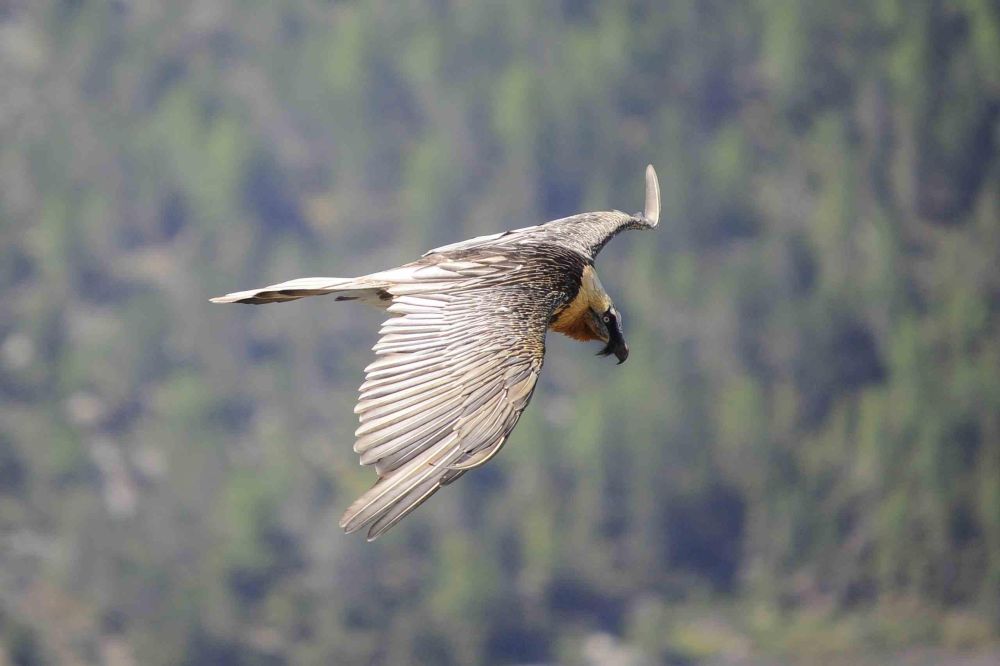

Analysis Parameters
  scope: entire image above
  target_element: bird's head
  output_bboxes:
[549,264,629,363]
[589,301,629,364]
[579,266,629,364]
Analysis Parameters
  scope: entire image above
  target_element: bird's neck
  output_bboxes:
[549,265,604,342]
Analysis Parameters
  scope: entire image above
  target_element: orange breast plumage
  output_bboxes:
[550,291,601,341]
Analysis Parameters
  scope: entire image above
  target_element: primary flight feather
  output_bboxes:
[212,165,660,540]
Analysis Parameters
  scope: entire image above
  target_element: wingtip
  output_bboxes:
[210,289,256,304]
[644,164,660,226]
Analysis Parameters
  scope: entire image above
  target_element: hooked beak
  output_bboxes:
[596,314,629,364]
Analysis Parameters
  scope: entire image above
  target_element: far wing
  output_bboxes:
[424,165,660,261]
[422,225,543,257]
[339,263,546,540]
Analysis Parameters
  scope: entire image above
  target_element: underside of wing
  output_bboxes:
[339,267,547,540]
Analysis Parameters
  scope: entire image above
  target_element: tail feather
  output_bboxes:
[210,276,391,306]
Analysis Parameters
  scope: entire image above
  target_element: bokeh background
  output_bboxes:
[1,1,998,664]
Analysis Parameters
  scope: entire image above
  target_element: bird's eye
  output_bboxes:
[603,315,611,323]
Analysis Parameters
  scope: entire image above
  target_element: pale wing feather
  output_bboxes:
[339,262,546,540]
[209,257,513,305]
[209,276,394,305]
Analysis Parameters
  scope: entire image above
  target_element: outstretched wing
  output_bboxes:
[339,260,548,540]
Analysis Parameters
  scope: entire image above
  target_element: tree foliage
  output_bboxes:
[0,1,997,663]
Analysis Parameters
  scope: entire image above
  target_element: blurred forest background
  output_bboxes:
[0,1,998,664]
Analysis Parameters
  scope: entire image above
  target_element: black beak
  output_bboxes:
[597,312,629,364]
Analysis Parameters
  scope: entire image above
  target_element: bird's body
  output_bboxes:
[212,165,660,539]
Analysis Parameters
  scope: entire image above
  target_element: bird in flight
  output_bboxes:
[212,165,660,540]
